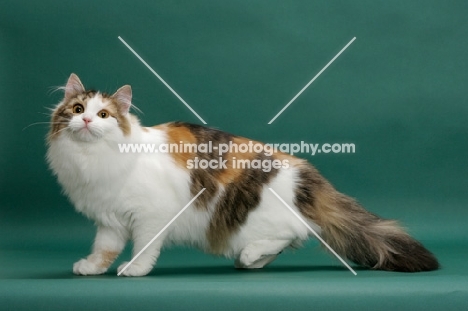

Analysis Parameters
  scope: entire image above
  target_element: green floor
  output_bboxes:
[1,221,467,311]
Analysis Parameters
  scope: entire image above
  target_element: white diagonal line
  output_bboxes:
[268,187,357,275]
[117,188,206,276]
[118,36,207,124]
[268,37,356,124]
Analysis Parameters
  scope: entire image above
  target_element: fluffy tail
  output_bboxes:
[297,170,439,272]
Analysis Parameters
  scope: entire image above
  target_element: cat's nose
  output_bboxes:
[82,117,92,125]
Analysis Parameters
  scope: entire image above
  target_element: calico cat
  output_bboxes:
[47,73,439,276]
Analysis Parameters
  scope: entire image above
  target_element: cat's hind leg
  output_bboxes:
[235,240,291,269]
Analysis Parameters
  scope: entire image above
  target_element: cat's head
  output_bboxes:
[49,73,132,142]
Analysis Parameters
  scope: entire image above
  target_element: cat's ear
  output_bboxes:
[111,85,132,115]
[65,73,85,99]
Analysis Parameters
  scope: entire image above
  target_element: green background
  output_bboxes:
[1,1,467,310]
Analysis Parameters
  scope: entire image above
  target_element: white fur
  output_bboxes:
[47,94,320,276]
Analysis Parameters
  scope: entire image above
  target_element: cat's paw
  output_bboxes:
[236,249,278,269]
[117,261,152,277]
[73,259,107,275]
[238,248,260,268]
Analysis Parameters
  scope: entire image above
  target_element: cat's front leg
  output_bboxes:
[117,218,166,277]
[73,226,127,275]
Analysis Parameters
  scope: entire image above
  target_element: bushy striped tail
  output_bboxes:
[296,166,439,272]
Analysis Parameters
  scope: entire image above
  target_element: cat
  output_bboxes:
[47,73,439,276]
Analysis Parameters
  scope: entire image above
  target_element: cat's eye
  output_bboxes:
[98,110,109,119]
[73,104,84,114]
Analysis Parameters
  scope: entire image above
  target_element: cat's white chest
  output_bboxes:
[47,132,192,228]
[47,136,132,217]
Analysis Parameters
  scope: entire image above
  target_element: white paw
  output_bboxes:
[117,261,152,277]
[73,259,107,275]
[239,249,259,267]
[236,251,278,269]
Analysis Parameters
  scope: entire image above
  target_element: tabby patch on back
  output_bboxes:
[47,73,439,276]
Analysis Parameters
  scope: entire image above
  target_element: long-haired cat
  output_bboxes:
[47,73,439,276]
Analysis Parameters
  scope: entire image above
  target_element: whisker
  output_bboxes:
[48,85,65,95]
[23,122,52,131]
[22,122,69,131]
[50,126,69,137]
[38,111,52,117]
